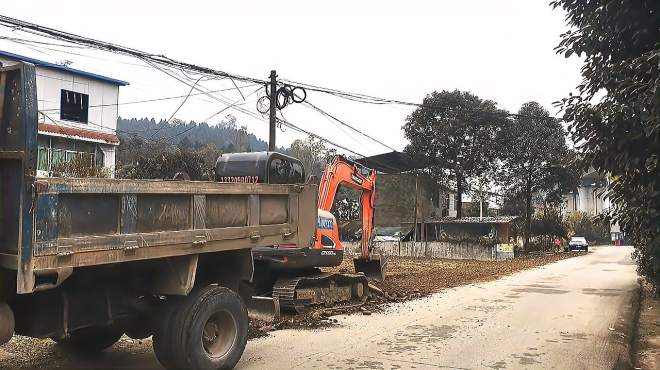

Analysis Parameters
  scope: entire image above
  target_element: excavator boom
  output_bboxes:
[318,156,387,281]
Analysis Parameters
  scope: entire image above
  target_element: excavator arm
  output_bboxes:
[318,156,387,280]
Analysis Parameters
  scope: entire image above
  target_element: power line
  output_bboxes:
[0,14,266,85]
[0,14,557,123]
[11,33,270,142]
[0,33,152,68]
[149,75,207,139]
[203,86,263,122]
[143,58,268,124]
[276,117,367,158]
[0,34,88,49]
[282,78,561,122]
[1,15,561,125]
[38,83,259,113]
[0,15,563,162]
[275,116,403,172]
[302,100,398,152]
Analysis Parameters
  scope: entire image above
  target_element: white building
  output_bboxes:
[562,169,623,242]
[563,169,609,216]
[0,50,128,177]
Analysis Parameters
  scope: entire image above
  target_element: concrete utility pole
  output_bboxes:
[268,70,277,151]
[479,181,483,219]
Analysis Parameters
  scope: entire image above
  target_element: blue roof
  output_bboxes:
[0,49,129,86]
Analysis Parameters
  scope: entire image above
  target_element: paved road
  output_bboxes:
[238,246,638,370]
[0,246,638,369]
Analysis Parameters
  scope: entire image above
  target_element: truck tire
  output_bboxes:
[152,297,185,369]
[123,316,153,340]
[153,285,248,370]
[53,324,124,352]
[0,303,14,345]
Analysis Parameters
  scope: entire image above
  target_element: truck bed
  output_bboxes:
[0,176,317,294]
[0,63,317,294]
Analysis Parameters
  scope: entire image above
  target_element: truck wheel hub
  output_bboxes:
[202,310,237,359]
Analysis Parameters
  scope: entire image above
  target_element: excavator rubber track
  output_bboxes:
[273,272,369,313]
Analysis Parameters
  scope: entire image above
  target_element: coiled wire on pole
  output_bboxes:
[257,84,306,114]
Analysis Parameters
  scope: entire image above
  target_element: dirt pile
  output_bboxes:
[369,253,582,298]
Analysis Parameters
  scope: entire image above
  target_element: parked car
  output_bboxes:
[568,236,589,252]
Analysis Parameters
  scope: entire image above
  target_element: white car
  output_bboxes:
[568,237,589,252]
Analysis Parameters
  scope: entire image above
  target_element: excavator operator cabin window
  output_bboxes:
[269,157,305,184]
[291,162,304,183]
[60,90,89,123]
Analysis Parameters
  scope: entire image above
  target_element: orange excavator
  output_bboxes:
[215,153,387,313]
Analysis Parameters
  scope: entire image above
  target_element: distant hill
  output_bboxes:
[117,116,268,152]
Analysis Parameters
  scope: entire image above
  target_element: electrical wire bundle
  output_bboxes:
[256,85,307,114]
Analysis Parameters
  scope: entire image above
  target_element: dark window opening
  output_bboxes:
[60,90,89,123]
[320,234,335,248]
[268,157,305,184]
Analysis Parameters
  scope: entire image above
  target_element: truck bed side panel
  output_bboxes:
[0,63,38,277]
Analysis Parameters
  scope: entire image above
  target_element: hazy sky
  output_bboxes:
[1,0,582,155]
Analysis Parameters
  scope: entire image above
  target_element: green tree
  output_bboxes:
[530,209,568,250]
[117,144,209,181]
[497,102,576,250]
[565,212,610,244]
[552,0,660,287]
[403,90,508,218]
[197,143,223,180]
[286,136,336,180]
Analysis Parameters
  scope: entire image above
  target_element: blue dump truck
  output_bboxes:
[0,62,318,369]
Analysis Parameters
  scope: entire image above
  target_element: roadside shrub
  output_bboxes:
[116,147,208,181]
[531,209,567,239]
[51,154,110,178]
[565,212,609,244]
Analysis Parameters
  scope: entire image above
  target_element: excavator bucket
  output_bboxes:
[354,253,388,282]
[248,296,280,322]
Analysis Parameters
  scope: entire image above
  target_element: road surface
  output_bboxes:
[0,246,638,369]
[238,246,637,369]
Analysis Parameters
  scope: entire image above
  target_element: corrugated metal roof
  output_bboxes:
[421,216,519,224]
[39,122,120,145]
[0,49,129,86]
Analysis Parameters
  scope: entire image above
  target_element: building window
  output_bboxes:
[37,146,49,171]
[60,90,89,123]
[36,136,97,174]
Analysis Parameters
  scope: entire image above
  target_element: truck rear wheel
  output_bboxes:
[153,285,248,370]
[122,315,154,340]
[53,324,124,352]
[0,303,15,345]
